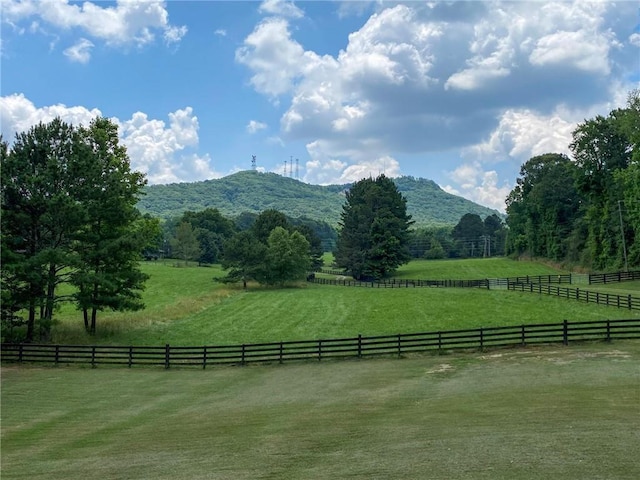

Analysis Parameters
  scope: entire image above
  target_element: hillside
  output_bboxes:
[137,170,501,227]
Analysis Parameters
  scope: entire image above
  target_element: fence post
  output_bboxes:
[91,346,96,369]
[629,295,632,310]
[202,346,207,370]
[128,346,133,368]
[563,320,569,346]
[165,344,170,369]
[521,325,526,346]
[241,344,246,366]
[18,344,23,363]
[606,320,611,342]
[357,334,362,358]
[279,342,284,364]
[318,340,322,362]
[397,334,402,358]
[438,331,442,352]
[55,345,60,365]
[479,328,484,351]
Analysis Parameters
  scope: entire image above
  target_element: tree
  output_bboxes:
[251,209,289,243]
[452,213,485,257]
[170,222,202,265]
[69,117,149,335]
[1,117,152,339]
[220,231,268,288]
[505,153,580,260]
[1,119,84,341]
[181,208,237,264]
[334,175,413,279]
[262,227,311,285]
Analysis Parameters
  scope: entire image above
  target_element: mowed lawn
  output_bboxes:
[2,341,640,480]
[49,259,640,346]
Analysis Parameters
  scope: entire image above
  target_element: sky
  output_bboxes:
[1,0,639,212]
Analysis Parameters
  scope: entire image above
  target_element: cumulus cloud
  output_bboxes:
[258,0,304,19]
[0,94,220,184]
[63,37,93,63]
[465,107,576,163]
[236,0,634,209]
[2,0,186,58]
[246,120,267,134]
[443,163,512,213]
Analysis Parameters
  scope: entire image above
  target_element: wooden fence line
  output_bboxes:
[588,270,640,284]
[2,319,639,369]
[314,270,640,288]
[507,283,640,311]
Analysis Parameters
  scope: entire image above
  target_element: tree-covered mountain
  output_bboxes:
[138,170,500,227]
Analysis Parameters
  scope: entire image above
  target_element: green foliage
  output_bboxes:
[1,118,152,340]
[221,210,315,287]
[506,91,639,270]
[170,222,202,264]
[260,227,311,285]
[334,175,413,279]
[138,170,500,228]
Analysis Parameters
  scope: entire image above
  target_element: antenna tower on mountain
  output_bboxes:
[295,158,299,179]
[251,155,256,171]
[283,160,287,176]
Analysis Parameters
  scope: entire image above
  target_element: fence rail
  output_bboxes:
[313,271,640,289]
[589,271,640,284]
[310,277,490,288]
[507,283,640,310]
[2,319,639,369]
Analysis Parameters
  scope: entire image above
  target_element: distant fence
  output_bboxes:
[507,283,640,310]
[2,319,639,369]
[588,271,640,284]
[310,277,489,288]
[314,270,640,288]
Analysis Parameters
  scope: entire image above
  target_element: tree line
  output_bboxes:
[505,90,639,270]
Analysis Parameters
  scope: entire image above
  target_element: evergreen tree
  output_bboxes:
[70,118,149,335]
[334,175,413,280]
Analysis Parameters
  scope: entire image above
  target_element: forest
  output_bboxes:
[505,90,639,271]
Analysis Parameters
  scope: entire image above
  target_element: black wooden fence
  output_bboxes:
[2,319,638,369]
[311,277,489,288]
[588,271,640,284]
[507,283,640,310]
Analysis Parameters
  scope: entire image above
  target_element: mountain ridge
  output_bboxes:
[137,170,501,227]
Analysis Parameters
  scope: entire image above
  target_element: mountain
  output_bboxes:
[137,170,501,227]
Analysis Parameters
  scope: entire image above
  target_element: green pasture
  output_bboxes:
[47,258,639,346]
[3,341,639,480]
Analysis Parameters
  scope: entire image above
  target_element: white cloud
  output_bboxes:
[629,33,640,48]
[235,17,322,98]
[443,163,511,212]
[0,93,102,139]
[214,29,227,37]
[258,0,304,19]
[63,37,93,63]
[246,120,267,134]
[466,107,576,163]
[529,30,613,74]
[0,94,220,184]
[2,0,187,55]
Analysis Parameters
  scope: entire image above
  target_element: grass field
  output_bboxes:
[45,258,639,346]
[3,341,639,480]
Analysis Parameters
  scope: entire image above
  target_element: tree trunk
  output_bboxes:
[83,308,90,333]
[90,308,97,336]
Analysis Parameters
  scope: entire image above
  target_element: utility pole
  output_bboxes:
[618,201,629,272]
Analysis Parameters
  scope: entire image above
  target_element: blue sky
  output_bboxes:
[2,0,639,211]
